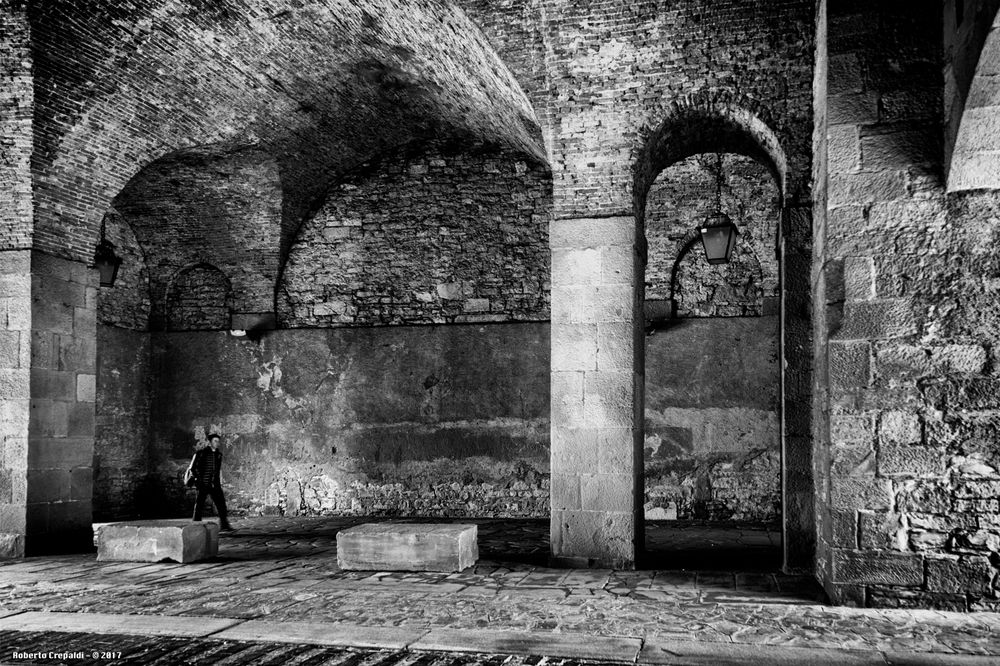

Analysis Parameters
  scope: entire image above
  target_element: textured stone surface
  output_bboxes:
[96,520,219,563]
[336,522,478,572]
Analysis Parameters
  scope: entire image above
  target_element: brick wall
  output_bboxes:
[819,0,1000,610]
[113,150,280,330]
[28,0,543,266]
[0,3,31,251]
[646,154,780,317]
[539,0,815,218]
[279,142,552,327]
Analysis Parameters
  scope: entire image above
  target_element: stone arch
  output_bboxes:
[948,6,1000,192]
[633,93,795,568]
[632,92,789,227]
[164,264,233,331]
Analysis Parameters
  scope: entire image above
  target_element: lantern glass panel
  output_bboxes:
[699,222,737,265]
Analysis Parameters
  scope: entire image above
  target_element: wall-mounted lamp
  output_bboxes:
[699,154,738,265]
[93,218,123,287]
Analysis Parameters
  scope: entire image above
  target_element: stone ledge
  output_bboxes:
[95,520,219,563]
[337,522,478,572]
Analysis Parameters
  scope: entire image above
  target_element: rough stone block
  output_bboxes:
[926,556,993,595]
[843,256,875,300]
[550,473,581,511]
[0,532,24,559]
[26,437,93,469]
[829,341,871,391]
[879,411,921,445]
[595,321,632,371]
[858,511,904,550]
[550,428,599,471]
[549,217,634,250]
[831,477,893,511]
[583,371,636,429]
[96,520,219,563]
[550,372,584,427]
[838,300,917,340]
[580,473,633,513]
[828,126,861,173]
[829,413,874,444]
[552,248,602,286]
[551,324,598,372]
[336,523,478,572]
[877,444,944,476]
[552,509,634,568]
[833,549,923,586]
[830,444,875,476]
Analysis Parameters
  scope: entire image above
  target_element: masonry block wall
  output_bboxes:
[0,3,32,558]
[279,142,551,327]
[27,254,97,554]
[942,0,1000,182]
[819,0,1000,610]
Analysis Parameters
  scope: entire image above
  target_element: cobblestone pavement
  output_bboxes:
[0,517,998,664]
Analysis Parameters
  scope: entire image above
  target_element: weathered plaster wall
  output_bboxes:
[819,0,1000,610]
[94,326,150,521]
[147,325,550,518]
[646,154,780,317]
[279,142,551,327]
[645,317,780,522]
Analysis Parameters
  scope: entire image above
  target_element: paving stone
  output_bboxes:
[0,611,240,637]
[412,629,642,662]
[214,620,429,650]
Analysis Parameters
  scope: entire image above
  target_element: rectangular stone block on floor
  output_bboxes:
[336,522,478,572]
[96,520,219,563]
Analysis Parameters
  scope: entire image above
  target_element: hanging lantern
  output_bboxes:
[93,218,122,287]
[700,211,739,265]
[699,153,739,265]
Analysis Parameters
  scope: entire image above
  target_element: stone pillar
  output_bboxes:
[549,216,643,569]
[26,252,98,554]
[0,251,31,558]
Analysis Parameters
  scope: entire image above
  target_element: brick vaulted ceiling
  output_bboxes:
[28,0,546,262]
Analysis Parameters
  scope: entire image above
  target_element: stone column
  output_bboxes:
[26,252,98,554]
[0,251,31,558]
[549,216,643,569]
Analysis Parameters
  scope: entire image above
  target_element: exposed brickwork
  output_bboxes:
[279,142,551,327]
[646,154,780,317]
[0,4,31,251]
[27,0,543,265]
[540,0,814,219]
[113,150,280,330]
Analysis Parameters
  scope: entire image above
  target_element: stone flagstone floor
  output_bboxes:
[0,517,998,663]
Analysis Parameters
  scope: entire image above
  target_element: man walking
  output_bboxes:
[191,433,234,532]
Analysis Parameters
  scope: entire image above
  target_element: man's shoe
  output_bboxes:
[220,525,235,532]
